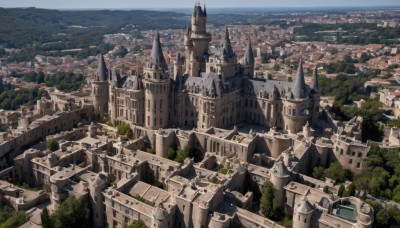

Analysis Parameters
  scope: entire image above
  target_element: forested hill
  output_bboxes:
[0,7,187,48]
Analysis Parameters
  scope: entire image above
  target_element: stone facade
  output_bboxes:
[93,4,320,134]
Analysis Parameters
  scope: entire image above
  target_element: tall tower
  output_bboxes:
[242,39,255,77]
[282,59,310,133]
[92,54,110,117]
[309,65,320,126]
[293,197,314,228]
[108,68,120,125]
[143,32,170,130]
[185,2,212,76]
[90,173,107,228]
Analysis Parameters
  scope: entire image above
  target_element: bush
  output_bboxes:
[260,180,280,220]
[175,145,190,163]
[50,195,90,228]
[166,147,176,160]
[123,220,146,228]
[46,138,59,151]
[0,211,29,228]
[146,148,155,154]
[219,167,229,175]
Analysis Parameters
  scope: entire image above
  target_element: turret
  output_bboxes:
[221,26,235,60]
[292,59,307,99]
[92,54,110,117]
[192,2,207,35]
[186,2,211,76]
[310,65,321,126]
[282,59,310,133]
[152,204,169,228]
[143,32,170,130]
[293,197,314,228]
[90,173,108,228]
[270,160,291,204]
[242,39,255,77]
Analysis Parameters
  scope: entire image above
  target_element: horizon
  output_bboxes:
[1,0,400,10]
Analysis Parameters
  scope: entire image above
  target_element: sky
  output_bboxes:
[0,0,399,9]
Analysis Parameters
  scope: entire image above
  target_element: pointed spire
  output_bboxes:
[96,54,108,82]
[310,65,319,93]
[150,31,167,69]
[203,2,207,16]
[242,39,254,65]
[292,59,307,99]
[221,26,234,58]
[111,67,120,87]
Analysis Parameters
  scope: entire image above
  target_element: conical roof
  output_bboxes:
[310,65,319,93]
[297,197,314,213]
[153,204,168,220]
[96,54,109,82]
[271,160,290,178]
[242,39,254,66]
[150,32,167,70]
[292,59,307,99]
[221,26,234,59]
[193,2,206,17]
[111,67,121,87]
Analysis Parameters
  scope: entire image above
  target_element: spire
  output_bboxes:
[221,26,234,58]
[96,54,108,82]
[150,32,167,70]
[242,39,254,65]
[310,65,319,93]
[292,59,307,99]
[203,2,207,16]
[111,67,120,87]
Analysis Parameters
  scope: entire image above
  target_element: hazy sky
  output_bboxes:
[1,0,399,9]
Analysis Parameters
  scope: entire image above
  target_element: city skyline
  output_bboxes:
[0,0,400,9]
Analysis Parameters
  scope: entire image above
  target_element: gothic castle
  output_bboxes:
[91,3,321,134]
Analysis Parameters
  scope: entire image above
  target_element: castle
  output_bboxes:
[92,3,320,134]
[0,3,374,228]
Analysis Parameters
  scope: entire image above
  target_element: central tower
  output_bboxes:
[185,2,212,76]
[143,32,170,130]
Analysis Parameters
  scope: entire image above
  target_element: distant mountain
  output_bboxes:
[0,7,187,48]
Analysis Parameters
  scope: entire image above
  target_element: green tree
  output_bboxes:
[50,195,90,228]
[0,206,14,224]
[117,123,132,136]
[338,184,345,197]
[46,138,59,151]
[324,162,352,183]
[167,147,176,160]
[0,211,28,228]
[260,180,279,219]
[343,183,356,197]
[312,166,325,180]
[123,220,146,228]
[175,145,190,163]
[219,167,229,175]
[41,208,52,228]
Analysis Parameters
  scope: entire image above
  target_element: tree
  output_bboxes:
[167,147,176,160]
[260,180,279,219]
[175,145,190,163]
[219,167,229,175]
[41,208,52,228]
[123,220,146,228]
[0,206,14,224]
[343,183,356,197]
[323,162,352,183]
[0,211,28,228]
[338,184,345,197]
[46,138,59,151]
[273,64,280,71]
[312,166,325,180]
[117,123,132,136]
[50,195,90,228]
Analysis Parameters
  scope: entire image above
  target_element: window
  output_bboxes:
[349,159,353,164]
[357,162,361,168]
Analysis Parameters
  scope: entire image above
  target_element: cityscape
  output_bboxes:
[0,1,400,228]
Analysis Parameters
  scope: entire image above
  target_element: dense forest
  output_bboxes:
[294,23,400,45]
